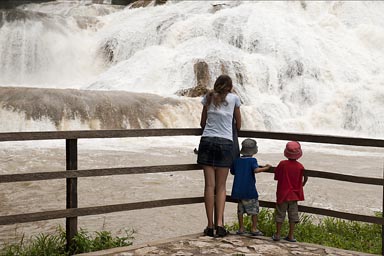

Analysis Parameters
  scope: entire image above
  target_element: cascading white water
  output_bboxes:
[1,1,384,247]
[0,0,383,138]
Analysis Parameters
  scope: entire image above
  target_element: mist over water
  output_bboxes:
[0,1,383,138]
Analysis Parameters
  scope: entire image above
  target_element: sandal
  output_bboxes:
[250,230,264,236]
[284,236,297,242]
[203,227,214,237]
[216,226,229,237]
[236,230,246,235]
[272,234,280,241]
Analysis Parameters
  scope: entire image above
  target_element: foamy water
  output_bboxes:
[0,1,383,137]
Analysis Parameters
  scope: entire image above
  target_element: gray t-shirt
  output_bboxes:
[201,93,241,141]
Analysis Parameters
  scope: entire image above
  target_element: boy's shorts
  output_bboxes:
[237,199,259,215]
[275,201,299,223]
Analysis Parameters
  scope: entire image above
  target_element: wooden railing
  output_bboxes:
[0,129,383,252]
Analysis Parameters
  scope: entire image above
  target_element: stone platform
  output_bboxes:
[76,232,377,256]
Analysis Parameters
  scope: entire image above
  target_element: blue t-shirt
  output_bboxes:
[230,156,259,199]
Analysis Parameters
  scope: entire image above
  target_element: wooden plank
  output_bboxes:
[263,167,382,186]
[0,197,205,225]
[297,205,384,224]
[1,165,382,186]
[304,169,383,185]
[382,167,384,256]
[0,129,383,148]
[0,164,202,183]
[239,130,384,148]
[263,167,382,185]
[229,197,384,225]
[66,139,78,251]
[0,128,203,141]
[1,198,383,226]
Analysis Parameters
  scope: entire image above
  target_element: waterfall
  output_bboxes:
[0,0,383,138]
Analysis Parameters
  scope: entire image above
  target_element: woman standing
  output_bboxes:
[197,74,241,237]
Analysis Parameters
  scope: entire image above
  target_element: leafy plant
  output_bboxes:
[227,208,382,255]
[0,226,134,256]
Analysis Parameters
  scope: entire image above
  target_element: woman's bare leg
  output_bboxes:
[203,165,215,228]
[215,167,229,227]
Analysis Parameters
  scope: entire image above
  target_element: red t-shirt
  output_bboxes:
[274,159,305,204]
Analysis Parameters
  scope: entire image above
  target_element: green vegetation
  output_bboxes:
[227,208,382,255]
[1,210,381,255]
[0,226,134,256]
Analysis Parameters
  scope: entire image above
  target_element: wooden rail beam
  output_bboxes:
[227,197,384,225]
[0,129,383,148]
[238,130,384,148]
[1,165,382,186]
[1,198,383,226]
[0,164,202,183]
[0,129,203,141]
[0,197,205,225]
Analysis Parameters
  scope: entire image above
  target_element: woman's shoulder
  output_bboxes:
[226,93,241,103]
[227,92,239,98]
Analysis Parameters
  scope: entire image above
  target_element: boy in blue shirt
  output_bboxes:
[230,138,271,235]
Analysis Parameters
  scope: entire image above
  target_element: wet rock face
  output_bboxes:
[101,38,119,64]
[0,0,51,9]
[128,0,167,8]
[111,0,137,6]
[0,9,48,24]
[194,61,211,88]
[0,87,179,130]
[176,61,210,97]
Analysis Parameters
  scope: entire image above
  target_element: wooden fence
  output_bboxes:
[0,129,383,253]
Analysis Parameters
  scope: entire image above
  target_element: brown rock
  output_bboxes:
[129,0,153,8]
[129,0,167,8]
[176,61,210,97]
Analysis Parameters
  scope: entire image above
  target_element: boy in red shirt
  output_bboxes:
[272,141,308,242]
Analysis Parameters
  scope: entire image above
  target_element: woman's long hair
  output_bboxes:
[206,75,233,107]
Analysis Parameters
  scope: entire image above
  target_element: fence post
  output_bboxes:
[382,164,384,256]
[66,139,78,252]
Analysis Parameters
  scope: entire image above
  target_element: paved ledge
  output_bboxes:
[76,232,377,256]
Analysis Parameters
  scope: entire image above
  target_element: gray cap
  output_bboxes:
[240,138,258,156]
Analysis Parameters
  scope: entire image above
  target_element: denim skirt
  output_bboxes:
[197,136,234,168]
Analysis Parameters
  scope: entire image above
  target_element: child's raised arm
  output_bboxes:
[254,164,272,173]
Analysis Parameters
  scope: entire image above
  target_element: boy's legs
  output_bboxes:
[274,202,288,239]
[287,201,299,240]
[288,222,296,240]
[241,199,262,235]
[275,222,283,239]
[249,199,260,233]
[237,212,244,233]
[237,201,244,232]
[251,214,258,233]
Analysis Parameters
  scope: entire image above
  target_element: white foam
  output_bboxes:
[0,1,383,138]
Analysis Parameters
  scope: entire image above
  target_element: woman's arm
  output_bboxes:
[200,105,207,128]
[234,106,241,131]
